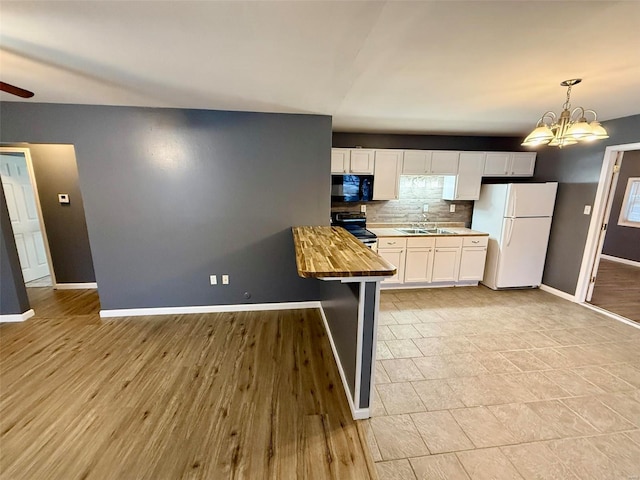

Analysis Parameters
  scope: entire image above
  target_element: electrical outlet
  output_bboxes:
[584,205,592,215]
[222,275,229,285]
[360,204,366,213]
[209,275,217,285]
[449,204,456,213]
[423,204,429,212]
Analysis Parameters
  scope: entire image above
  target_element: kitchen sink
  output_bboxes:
[396,228,429,234]
[424,228,458,235]
[396,227,458,235]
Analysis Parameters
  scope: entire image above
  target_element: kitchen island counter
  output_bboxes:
[292,226,396,278]
[291,226,395,420]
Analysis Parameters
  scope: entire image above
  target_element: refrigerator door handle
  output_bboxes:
[512,190,518,218]
[506,218,515,246]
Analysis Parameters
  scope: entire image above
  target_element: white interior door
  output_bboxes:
[586,153,623,301]
[1,153,50,283]
[496,217,552,288]
[506,183,558,218]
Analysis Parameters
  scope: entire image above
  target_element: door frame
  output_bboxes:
[0,146,58,288]
[575,142,640,303]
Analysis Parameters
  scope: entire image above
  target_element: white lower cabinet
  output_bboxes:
[459,236,488,281]
[432,237,463,282]
[378,235,487,286]
[404,237,435,283]
[377,237,406,284]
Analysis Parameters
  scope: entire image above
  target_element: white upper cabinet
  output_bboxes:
[430,151,460,175]
[510,152,536,176]
[330,148,375,174]
[373,150,403,200]
[402,150,459,175]
[350,149,375,173]
[402,150,432,174]
[331,148,350,174]
[442,152,485,201]
[483,152,536,177]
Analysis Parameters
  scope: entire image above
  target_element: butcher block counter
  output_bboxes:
[291,225,395,421]
[292,226,396,278]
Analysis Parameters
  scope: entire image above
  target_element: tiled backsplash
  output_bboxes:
[332,175,474,226]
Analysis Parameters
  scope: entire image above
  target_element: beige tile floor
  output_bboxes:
[364,286,640,480]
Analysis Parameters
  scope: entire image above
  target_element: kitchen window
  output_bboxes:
[618,177,640,228]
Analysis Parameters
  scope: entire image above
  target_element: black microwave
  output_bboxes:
[331,174,374,202]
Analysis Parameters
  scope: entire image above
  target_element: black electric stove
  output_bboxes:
[331,212,377,247]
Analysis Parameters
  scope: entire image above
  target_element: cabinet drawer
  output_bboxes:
[407,237,435,248]
[378,237,407,249]
[435,237,463,248]
[463,236,488,247]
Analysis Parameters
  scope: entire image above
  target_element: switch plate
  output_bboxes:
[583,205,592,215]
[423,204,429,212]
[210,275,217,285]
[58,193,70,204]
[222,275,229,285]
[449,204,456,213]
[360,204,366,213]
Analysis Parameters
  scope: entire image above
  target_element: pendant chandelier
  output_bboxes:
[522,79,609,148]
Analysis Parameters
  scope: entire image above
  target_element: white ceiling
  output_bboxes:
[1,1,639,136]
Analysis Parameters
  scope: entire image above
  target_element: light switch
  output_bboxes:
[210,275,217,285]
[423,204,429,212]
[58,193,70,204]
[583,205,592,215]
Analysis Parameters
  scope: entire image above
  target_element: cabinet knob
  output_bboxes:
[472,240,479,244]
[388,241,396,245]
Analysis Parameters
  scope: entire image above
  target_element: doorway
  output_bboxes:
[0,148,55,287]
[576,143,640,324]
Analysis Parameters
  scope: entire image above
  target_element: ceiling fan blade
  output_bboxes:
[0,82,34,98]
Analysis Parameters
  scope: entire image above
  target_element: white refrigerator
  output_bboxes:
[471,182,558,289]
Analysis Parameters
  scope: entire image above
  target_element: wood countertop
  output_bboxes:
[292,226,397,279]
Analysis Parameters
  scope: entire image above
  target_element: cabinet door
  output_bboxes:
[459,247,487,281]
[444,152,485,200]
[378,248,405,283]
[402,150,431,174]
[510,152,536,176]
[349,149,375,174]
[484,152,511,176]
[373,150,402,200]
[431,247,461,282]
[331,149,349,174]
[430,151,459,175]
[404,247,433,283]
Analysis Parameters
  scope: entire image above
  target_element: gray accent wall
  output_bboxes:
[533,114,640,294]
[0,103,331,310]
[1,181,30,315]
[602,150,640,262]
[2,145,96,283]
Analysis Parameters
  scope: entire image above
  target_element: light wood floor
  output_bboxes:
[0,288,375,480]
[589,258,640,323]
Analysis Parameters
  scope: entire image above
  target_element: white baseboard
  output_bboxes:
[100,301,321,318]
[55,282,98,290]
[539,284,577,302]
[0,309,35,323]
[581,302,640,330]
[318,305,370,421]
[600,254,640,268]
